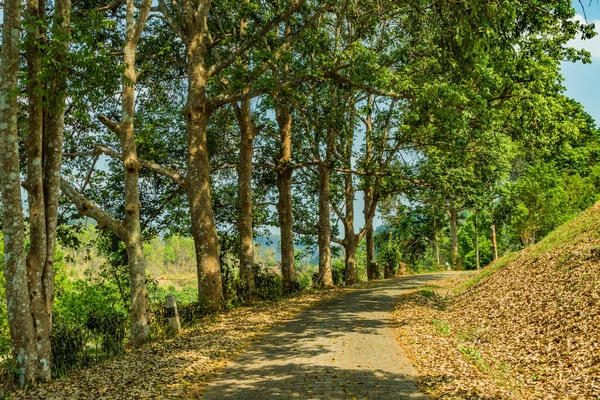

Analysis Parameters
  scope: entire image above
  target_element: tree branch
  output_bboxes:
[94,145,187,186]
[60,178,127,240]
[207,0,307,78]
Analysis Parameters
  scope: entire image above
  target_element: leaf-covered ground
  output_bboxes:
[13,289,348,400]
[394,202,600,399]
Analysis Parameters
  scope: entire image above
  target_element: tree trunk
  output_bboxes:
[184,36,223,308]
[491,224,498,261]
[236,99,256,294]
[0,0,38,384]
[25,0,52,380]
[235,9,255,295]
[317,162,334,288]
[120,35,151,346]
[343,170,357,285]
[449,206,460,269]
[364,187,379,281]
[43,0,71,324]
[275,100,296,291]
[474,210,480,270]
[344,235,358,285]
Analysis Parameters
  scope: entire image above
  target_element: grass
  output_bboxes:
[460,251,520,291]
[432,319,451,336]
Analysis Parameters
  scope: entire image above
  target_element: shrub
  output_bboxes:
[85,309,126,357]
[254,266,283,300]
[331,260,345,286]
[51,316,88,376]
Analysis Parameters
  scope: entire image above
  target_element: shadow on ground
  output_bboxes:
[200,274,449,400]
[201,364,425,399]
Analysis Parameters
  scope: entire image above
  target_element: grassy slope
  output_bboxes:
[395,201,600,399]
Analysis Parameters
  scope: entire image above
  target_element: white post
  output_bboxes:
[165,295,181,336]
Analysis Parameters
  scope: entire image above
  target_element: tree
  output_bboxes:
[61,0,153,347]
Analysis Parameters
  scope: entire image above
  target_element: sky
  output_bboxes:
[563,2,600,123]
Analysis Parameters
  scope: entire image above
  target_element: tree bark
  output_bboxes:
[449,205,460,269]
[474,210,480,270]
[491,223,498,261]
[275,102,297,292]
[64,0,152,347]
[344,234,358,285]
[343,170,357,285]
[0,0,38,384]
[363,96,379,281]
[184,35,224,308]
[433,207,440,267]
[364,186,379,281]
[235,10,256,295]
[235,99,256,294]
[43,0,71,325]
[24,0,52,380]
[317,162,334,288]
[120,3,151,345]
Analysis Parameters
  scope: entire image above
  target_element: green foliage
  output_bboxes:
[254,267,284,301]
[458,211,494,270]
[85,309,126,356]
[50,316,89,376]
[331,259,345,286]
[377,235,403,275]
[433,319,452,336]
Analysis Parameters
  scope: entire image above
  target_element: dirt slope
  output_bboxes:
[395,202,600,398]
[453,202,600,397]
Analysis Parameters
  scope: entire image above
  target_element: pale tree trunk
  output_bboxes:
[363,97,379,281]
[0,0,38,385]
[343,170,358,285]
[119,3,151,345]
[184,36,223,307]
[68,0,152,347]
[235,11,256,294]
[433,207,440,266]
[474,210,480,270]
[365,216,377,280]
[491,224,498,261]
[449,205,460,269]
[44,0,71,326]
[24,0,52,380]
[275,102,296,292]
[235,99,256,293]
[154,0,224,308]
[364,185,380,281]
[344,233,358,285]
[317,162,334,288]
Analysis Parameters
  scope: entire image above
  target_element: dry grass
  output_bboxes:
[394,202,600,399]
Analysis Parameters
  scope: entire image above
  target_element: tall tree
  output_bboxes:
[0,0,37,385]
[61,0,153,347]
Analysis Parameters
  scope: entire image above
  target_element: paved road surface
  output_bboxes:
[201,275,444,399]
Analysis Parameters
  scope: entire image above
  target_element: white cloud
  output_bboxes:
[568,14,600,58]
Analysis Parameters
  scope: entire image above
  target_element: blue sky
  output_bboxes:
[563,2,600,122]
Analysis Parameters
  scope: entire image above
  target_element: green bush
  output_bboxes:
[298,270,313,291]
[85,308,126,356]
[51,316,89,376]
[254,267,283,301]
[331,260,345,286]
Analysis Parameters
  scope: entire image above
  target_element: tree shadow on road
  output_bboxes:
[200,363,427,399]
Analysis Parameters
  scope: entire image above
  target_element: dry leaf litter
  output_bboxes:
[13,288,349,399]
[394,202,600,399]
